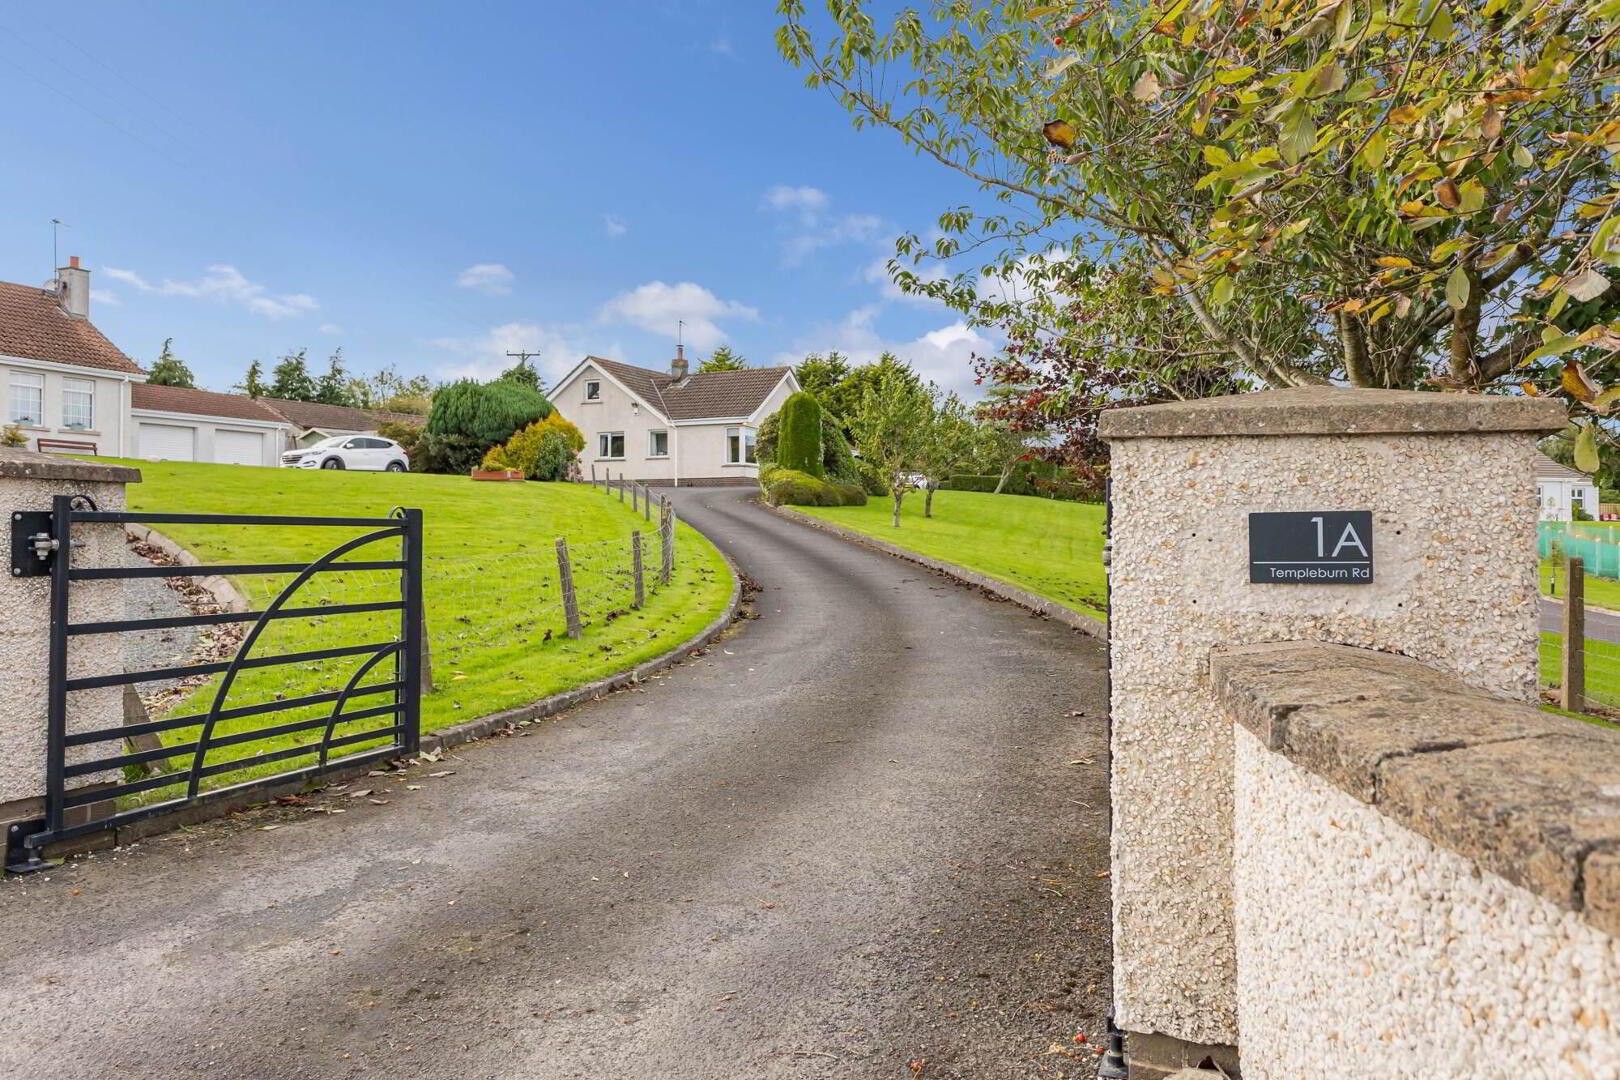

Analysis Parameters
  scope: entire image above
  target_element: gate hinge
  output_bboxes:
[4,819,53,874]
[10,510,56,578]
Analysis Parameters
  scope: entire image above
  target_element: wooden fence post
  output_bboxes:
[419,608,435,694]
[590,462,597,489]
[632,483,639,515]
[631,531,645,609]
[642,485,651,523]
[557,537,582,639]
[1562,555,1585,712]
[618,474,625,503]
[659,497,673,585]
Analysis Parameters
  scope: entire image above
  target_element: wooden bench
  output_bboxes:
[35,437,98,456]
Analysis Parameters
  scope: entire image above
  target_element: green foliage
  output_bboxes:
[411,431,486,475]
[761,466,866,507]
[698,345,749,372]
[426,379,553,447]
[1,423,26,448]
[777,391,825,478]
[314,349,357,407]
[483,417,582,480]
[758,407,860,487]
[380,395,431,416]
[793,351,852,405]
[779,0,1620,410]
[236,359,267,398]
[269,349,318,402]
[946,474,1004,494]
[146,338,195,388]
[347,365,436,410]
[497,356,546,394]
[851,359,934,525]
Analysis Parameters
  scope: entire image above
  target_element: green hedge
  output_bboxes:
[760,465,866,507]
[946,474,1002,493]
[777,392,825,478]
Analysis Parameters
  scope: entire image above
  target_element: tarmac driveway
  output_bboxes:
[0,487,1111,1080]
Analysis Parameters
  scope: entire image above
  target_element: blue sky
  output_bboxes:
[0,1,997,398]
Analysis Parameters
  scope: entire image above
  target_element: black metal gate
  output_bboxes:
[7,496,423,871]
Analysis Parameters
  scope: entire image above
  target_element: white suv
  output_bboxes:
[282,435,410,472]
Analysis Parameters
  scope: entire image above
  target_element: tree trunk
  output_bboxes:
[924,482,936,518]
[993,461,1014,494]
[892,491,903,527]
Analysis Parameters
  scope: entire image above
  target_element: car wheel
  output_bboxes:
[386,461,406,473]
[321,457,344,470]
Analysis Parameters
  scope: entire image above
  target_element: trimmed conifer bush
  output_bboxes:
[777,392,824,478]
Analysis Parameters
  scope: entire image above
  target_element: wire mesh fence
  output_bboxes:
[1540,555,1620,714]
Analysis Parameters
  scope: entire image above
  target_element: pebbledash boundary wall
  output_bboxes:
[1099,387,1620,1079]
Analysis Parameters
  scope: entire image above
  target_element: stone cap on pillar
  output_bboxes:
[1098,386,1568,440]
[0,448,140,484]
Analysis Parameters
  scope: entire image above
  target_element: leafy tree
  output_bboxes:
[497,356,546,394]
[917,392,976,517]
[828,353,923,425]
[348,365,436,409]
[235,359,268,398]
[379,395,432,416]
[777,392,825,477]
[971,416,1032,496]
[793,351,852,404]
[698,345,749,372]
[851,360,935,527]
[269,349,318,402]
[779,0,1620,426]
[426,378,553,450]
[314,348,357,407]
[146,338,195,388]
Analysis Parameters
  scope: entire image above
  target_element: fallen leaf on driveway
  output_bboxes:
[427,771,455,778]
[347,789,373,798]
[260,825,281,831]
[1067,759,1095,766]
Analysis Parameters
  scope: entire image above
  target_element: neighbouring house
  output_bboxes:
[257,398,426,449]
[1,255,428,466]
[130,383,291,466]
[551,348,799,486]
[1536,451,1600,522]
[0,258,145,457]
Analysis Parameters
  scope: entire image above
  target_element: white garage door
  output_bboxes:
[138,423,196,462]
[215,429,264,466]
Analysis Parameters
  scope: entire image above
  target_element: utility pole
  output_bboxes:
[504,350,545,392]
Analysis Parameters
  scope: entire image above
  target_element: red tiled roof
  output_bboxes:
[0,280,143,374]
[590,357,792,421]
[259,398,425,433]
[131,382,287,423]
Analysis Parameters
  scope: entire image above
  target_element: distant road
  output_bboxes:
[1540,596,1620,644]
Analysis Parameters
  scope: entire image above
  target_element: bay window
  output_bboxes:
[726,426,757,465]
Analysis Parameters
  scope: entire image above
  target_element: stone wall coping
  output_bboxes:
[1210,641,1620,939]
[1098,386,1567,440]
[0,447,140,484]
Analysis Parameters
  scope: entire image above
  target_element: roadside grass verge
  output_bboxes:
[795,489,1107,615]
[91,460,732,798]
[1538,560,1620,610]
[1538,631,1620,725]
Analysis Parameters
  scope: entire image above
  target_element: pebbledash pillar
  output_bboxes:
[0,449,140,862]
[1097,386,1564,1076]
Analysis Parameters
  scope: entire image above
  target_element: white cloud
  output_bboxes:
[90,289,121,307]
[430,321,600,387]
[604,214,628,239]
[318,323,343,335]
[597,281,758,351]
[710,35,734,55]
[761,185,883,266]
[104,264,317,319]
[774,305,995,401]
[455,263,515,295]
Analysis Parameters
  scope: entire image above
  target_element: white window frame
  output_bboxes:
[61,377,94,430]
[584,380,602,401]
[9,372,44,426]
[725,425,757,465]
[647,429,669,458]
[598,431,625,460]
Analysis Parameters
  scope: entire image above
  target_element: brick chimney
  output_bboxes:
[670,343,688,380]
[56,256,90,319]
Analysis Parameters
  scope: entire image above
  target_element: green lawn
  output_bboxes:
[94,460,732,797]
[1539,560,1620,610]
[1538,632,1620,723]
[796,489,1107,616]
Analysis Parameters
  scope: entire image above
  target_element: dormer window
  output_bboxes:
[585,380,601,401]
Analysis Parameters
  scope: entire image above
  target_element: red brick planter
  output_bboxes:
[470,468,525,482]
